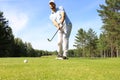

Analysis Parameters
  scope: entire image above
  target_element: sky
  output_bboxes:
[0,0,105,51]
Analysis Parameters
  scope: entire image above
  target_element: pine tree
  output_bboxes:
[74,28,98,57]
[87,28,98,57]
[98,0,120,57]
[74,28,87,57]
[0,11,14,57]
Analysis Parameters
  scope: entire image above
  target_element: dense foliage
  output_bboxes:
[0,12,14,57]
[73,0,120,57]
[97,0,120,57]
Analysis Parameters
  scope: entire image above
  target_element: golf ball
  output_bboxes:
[24,59,28,63]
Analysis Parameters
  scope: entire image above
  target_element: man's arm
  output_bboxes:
[52,20,61,30]
[51,10,65,29]
[60,11,65,24]
[52,11,65,30]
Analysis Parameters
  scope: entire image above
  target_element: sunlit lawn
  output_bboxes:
[0,56,120,80]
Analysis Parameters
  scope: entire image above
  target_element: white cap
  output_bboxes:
[49,0,55,4]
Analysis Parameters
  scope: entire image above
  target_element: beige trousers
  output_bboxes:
[57,23,72,57]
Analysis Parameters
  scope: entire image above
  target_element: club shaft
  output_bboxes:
[48,24,63,42]
[49,29,59,41]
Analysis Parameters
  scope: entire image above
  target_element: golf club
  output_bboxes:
[47,24,63,42]
[47,29,59,42]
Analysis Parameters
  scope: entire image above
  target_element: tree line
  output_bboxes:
[0,11,52,57]
[0,0,120,57]
[69,0,120,57]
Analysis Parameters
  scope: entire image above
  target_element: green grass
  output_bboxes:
[0,56,120,80]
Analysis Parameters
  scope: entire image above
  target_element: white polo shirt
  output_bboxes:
[49,6,71,26]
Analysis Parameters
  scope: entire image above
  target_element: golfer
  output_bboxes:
[49,0,72,60]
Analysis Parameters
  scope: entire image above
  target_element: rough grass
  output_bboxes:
[0,56,120,80]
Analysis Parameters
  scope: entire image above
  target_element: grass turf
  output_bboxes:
[0,56,120,80]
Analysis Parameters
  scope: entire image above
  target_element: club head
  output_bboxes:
[47,38,51,42]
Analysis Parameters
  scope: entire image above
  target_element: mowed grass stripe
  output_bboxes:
[0,56,120,80]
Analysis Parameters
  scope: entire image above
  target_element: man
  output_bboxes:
[49,0,72,60]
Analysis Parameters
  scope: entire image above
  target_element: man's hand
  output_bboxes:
[58,23,63,30]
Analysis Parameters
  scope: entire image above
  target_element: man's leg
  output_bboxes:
[57,31,63,57]
[63,24,72,58]
[63,37,69,57]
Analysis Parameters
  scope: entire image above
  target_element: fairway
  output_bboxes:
[0,56,120,80]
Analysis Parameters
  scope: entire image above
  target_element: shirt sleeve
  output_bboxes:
[49,14,52,21]
[50,14,55,21]
[59,6,65,12]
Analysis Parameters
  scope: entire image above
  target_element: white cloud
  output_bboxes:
[0,2,29,35]
[4,12,29,34]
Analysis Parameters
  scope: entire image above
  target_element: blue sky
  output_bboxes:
[0,0,105,51]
